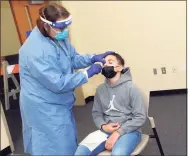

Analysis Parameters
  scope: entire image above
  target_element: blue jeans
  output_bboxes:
[75,131,141,156]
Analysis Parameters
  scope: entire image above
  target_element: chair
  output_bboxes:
[1,31,30,110]
[98,89,165,156]
[1,59,20,110]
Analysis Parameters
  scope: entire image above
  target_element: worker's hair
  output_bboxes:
[37,3,70,37]
[111,53,125,66]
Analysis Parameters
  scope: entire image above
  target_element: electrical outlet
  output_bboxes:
[153,68,157,75]
[161,67,166,74]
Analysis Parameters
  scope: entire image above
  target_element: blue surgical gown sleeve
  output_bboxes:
[28,53,88,93]
[67,41,94,70]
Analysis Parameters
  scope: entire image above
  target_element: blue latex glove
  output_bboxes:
[87,64,102,78]
[91,51,115,64]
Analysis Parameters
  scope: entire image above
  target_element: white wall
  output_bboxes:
[60,1,186,98]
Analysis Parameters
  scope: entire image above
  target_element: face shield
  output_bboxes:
[40,15,72,29]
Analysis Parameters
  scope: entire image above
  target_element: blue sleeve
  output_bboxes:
[28,53,88,93]
[68,41,93,70]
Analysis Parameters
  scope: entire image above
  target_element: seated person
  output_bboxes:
[75,53,147,156]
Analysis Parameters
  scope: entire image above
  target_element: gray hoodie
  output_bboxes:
[92,68,147,136]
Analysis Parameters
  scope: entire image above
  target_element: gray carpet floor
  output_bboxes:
[4,93,186,156]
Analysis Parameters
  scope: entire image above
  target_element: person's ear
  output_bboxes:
[118,66,123,72]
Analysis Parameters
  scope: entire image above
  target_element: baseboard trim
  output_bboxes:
[85,89,187,103]
[0,146,11,156]
[150,89,187,96]
[3,54,19,65]
[85,96,94,104]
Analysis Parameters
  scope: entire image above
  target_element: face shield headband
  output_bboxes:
[40,15,72,29]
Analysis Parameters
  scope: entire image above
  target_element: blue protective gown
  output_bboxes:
[19,27,93,155]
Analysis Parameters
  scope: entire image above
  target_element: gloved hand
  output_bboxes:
[87,64,102,78]
[91,51,115,64]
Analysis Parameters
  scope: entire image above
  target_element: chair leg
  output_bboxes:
[2,61,10,110]
[152,128,165,156]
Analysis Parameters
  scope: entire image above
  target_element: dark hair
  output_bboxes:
[111,53,125,66]
[37,3,70,37]
[107,53,126,73]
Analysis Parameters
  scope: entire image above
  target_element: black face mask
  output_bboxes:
[102,66,117,79]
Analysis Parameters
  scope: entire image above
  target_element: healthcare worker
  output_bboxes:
[19,3,114,156]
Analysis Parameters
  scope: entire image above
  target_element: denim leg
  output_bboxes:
[74,145,91,156]
[75,141,106,156]
[90,141,106,156]
[111,131,141,156]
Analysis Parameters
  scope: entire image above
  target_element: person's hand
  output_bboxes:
[102,123,120,133]
[91,51,115,64]
[87,64,102,78]
[105,131,120,151]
